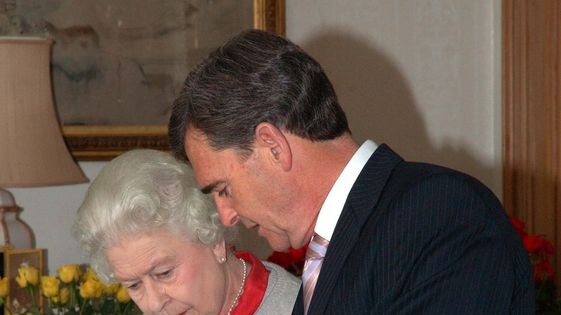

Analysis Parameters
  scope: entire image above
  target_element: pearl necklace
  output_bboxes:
[226,258,248,315]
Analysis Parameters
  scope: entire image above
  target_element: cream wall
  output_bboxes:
[12,0,502,271]
[286,0,502,195]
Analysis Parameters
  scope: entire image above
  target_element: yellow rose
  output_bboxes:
[16,265,39,288]
[40,276,60,298]
[0,277,8,297]
[15,272,27,288]
[59,287,70,305]
[79,278,102,299]
[57,264,80,283]
[26,267,39,286]
[82,267,99,281]
[102,282,119,296]
[116,285,131,303]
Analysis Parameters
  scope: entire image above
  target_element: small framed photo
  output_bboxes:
[1,247,45,315]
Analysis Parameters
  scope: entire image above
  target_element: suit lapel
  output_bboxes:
[307,144,403,315]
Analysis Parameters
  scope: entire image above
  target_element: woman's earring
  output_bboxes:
[218,256,227,264]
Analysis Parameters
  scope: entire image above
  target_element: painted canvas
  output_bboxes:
[0,0,253,125]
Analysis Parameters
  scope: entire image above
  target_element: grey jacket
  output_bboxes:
[255,261,301,315]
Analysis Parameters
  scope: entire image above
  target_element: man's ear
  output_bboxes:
[254,122,292,171]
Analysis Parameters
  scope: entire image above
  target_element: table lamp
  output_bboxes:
[0,37,88,249]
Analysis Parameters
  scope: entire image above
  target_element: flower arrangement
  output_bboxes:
[510,216,561,314]
[0,263,141,315]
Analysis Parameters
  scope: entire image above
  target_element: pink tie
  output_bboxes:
[302,233,329,314]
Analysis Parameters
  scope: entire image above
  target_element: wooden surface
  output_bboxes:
[502,0,560,288]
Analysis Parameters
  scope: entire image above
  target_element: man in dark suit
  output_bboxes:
[168,29,534,314]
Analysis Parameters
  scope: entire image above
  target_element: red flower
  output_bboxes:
[523,235,545,253]
[534,259,555,283]
[510,216,560,312]
[267,244,308,276]
[542,239,555,255]
[523,235,554,255]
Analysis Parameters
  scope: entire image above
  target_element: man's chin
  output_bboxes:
[267,241,291,252]
[259,230,291,251]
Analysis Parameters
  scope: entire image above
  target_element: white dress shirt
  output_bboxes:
[314,140,378,241]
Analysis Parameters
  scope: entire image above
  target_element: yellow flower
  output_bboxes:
[0,277,8,297]
[57,264,80,283]
[40,276,60,298]
[102,282,119,296]
[79,278,103,299]
[16,265,39,288]
[82,267,99,281]
[59,287,70,305]
[116,285,131,303]
[15,273,27,288]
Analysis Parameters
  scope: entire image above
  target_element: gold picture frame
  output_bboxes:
[1,247,45,314]
[63,0,285,160]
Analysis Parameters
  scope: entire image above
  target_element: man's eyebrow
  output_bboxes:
[201,181,222,194]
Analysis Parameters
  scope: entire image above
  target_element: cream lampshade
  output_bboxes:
[0,37,88,248]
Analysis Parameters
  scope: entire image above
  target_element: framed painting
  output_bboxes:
[0,0,285,160]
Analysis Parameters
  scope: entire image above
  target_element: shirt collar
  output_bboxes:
[314,140,378,241]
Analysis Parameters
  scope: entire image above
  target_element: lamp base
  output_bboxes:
[0,188,35,249]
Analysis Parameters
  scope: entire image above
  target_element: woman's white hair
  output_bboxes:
[73,149,229,281]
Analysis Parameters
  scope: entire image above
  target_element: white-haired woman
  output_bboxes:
[73,149,300,315]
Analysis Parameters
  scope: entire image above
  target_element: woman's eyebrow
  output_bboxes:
[114,255,172,282]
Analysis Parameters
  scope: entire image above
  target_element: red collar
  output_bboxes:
[230,251,270,315]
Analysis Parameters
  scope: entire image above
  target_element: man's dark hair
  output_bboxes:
[168,29,350,160]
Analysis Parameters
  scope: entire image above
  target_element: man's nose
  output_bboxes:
[213,196,239,226]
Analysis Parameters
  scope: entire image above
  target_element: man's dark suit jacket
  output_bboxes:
[292,144,534,315]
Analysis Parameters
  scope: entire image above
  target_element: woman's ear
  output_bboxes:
[213,240,227,264]
[254,122,292,171]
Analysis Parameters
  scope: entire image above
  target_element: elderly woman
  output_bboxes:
[73,149,300,315]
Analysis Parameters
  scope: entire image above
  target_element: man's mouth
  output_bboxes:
[175,306,192,315]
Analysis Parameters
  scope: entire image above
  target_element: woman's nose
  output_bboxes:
[144,282,168,314]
